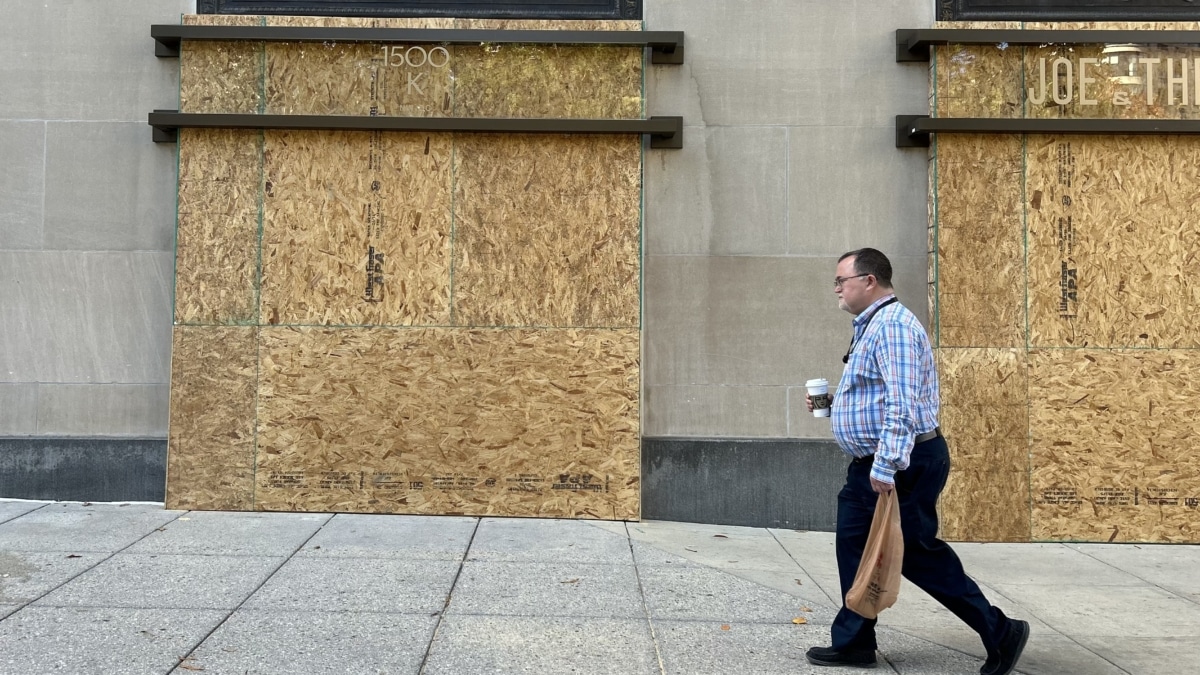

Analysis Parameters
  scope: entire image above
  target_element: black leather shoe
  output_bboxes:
[805,645,877,668]
[981,619,1030,675]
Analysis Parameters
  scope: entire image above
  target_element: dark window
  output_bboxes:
[198,0,642,19]
[940,0,1200,21]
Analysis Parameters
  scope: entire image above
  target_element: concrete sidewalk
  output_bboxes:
[0,500,1196,674]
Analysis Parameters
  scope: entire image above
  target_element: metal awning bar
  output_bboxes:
[896,28,1200,62]
[151,25,684,63]
[148,111,684,148]
[896,115,1200,147]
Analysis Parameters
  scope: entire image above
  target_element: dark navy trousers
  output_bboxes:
[830,435,1009,655]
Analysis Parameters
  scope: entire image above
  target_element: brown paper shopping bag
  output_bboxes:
[845,490,903,619]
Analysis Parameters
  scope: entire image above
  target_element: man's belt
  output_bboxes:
[915,427,942,444]
[851,428,943,465]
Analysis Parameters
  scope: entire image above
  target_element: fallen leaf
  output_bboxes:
[794,579,803,585]
[178,658,204,672]
[713,534,728,539]
[66,554,81,559]
[684,546,698,552]
[792,617,808,624]
[720,624,731,631]
[800,606,812,612]
[560,578,580,584]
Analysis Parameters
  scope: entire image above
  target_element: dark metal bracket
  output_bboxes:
[149,111,683,148]
[151,25,684,64]
[896,115,1200,148]
[896,28,1200,62]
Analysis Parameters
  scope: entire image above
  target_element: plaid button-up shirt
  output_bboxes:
[831,294,940,484]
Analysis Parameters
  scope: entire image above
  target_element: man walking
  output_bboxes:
[805,248,1029,675]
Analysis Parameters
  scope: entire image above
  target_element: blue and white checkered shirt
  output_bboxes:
[831,294,940,484]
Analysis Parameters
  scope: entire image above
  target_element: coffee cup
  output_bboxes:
[806,378,831,417]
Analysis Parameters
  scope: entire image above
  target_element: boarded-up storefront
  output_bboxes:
[165,15,645,519]
[929,22,1200,542]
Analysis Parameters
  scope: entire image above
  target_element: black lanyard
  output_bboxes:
[842,297,898,364]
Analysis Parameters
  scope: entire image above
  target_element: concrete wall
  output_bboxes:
[0,0,936,520]
[639,0,933,525]
[643,0,933,441]
[0,2,191,458]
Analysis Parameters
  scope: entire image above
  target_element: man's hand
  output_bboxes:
[870,477,894,494]
[805,393,833,413]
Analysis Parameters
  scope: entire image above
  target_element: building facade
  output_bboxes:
[4,1,1194,535]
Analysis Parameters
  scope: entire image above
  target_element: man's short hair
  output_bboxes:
[838,248,893,288]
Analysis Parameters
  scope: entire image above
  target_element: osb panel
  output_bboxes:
[166,326,258,511]
[1026,136,1200,348]
[453,19,642,31]
[1030,349,1200,542]
[451,18,641,119]
[264,42,451,117]
[1023,22,1200,30]
[179,14,264,113]
[940,470,1030,543]
[936,348,1030,542]
[260,17,453,117]
[262,16,453,28]
[1023,44,1200,120]
[205,15,641,119]
[254,327,640,519]
[451,44,641,119]
[176,129,261,325]
[452,134,640,328]
[933,135,1024,348]
[933,45,1023,118]
[933,22,1023,30]
[183,14,263,26]
[260,130,452,327]
[180,41,264,114]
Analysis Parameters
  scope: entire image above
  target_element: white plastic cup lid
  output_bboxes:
[805,378,828,388]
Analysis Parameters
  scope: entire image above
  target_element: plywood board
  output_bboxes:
[168,14,645,521]
[1023,43,1200,121]
[1026,135,1200,348]
[180,16,265,114]
[936,348,1030,542]
[254,326,640,519]
[166,326,259,511]
[929,24,1200,543]
[1023,22,1200,30]
[451,43,641,119]
[1030,349,1200,542]
[175,129,262,325]
[259,130,452,327]
[933,44,1024,119]
[264,41,450,117]
[452,134,640,328]
[452,13,642,120]
[933,135,1025,348]
[261,16,453,119]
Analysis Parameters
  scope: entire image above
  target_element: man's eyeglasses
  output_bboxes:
[833,273,869,289]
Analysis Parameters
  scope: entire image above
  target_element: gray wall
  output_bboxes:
[643,0,933,442]
[0,0,191,439]
[0,0,935,515]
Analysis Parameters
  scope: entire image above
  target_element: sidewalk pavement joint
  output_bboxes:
[1,500,1196,674]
